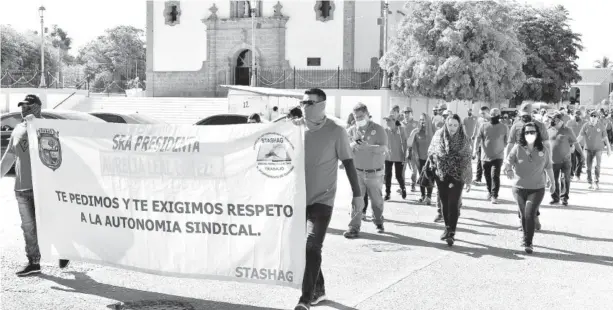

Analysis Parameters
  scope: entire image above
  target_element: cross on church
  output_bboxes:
[169,5,179,22]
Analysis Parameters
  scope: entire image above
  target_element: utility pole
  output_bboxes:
[381,0,390,89]
[39,6,47,88]
[250,0,257,87]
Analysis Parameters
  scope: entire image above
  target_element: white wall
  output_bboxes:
[354,1,381,69]
[153,1,219,71]
[283,1,344,69]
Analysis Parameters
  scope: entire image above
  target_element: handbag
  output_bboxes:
[417,158,436,187]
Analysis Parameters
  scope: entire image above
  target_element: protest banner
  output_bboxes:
[27,119,306,288]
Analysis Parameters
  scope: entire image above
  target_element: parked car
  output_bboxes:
[89,111,166,124]
[1,110,105,171]
[194,114,269,125]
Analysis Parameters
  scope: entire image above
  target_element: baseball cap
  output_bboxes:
[17,94,42,107]
[438,103,448,110]
[402,106,413,113]
[519,103,532,116]
[442,109,451,116]
[490,108,501,117]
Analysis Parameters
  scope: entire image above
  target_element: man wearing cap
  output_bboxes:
[401,107,419,192]
[577,110,612,190]
[547,111,583,205]
[567,110,586,180]
[344,103,387,239]
[293,88,364,310]
[463,108,479,141]
[432,104,447,131]
[473,106,491,185]
[1,94,70,277]
[474,108,508,204]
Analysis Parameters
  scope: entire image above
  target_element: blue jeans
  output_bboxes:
[15,190,41,264]
[512,187,545,245]
[350,170,384,230]
[300,203,332,304]
[585,150,602,184]
[552,159,571,201]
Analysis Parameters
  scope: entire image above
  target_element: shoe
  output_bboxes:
[424,197,432,205]
[16,263,41,277]
[401,189,407,199]
[384,194,390,201]
[343,229,359,239]
[445,233,455,246]
[550,199,559,205]
[491,197,498,204]
[440,229,449,240]
[562,199,568,206]
[411,184,416,192]
[535,217,541,231]
[396,189,402,194]
[472,180,481,186]
[311,290,327,306]
[522,242,533,254]
[595,183,600,190]
[294,302,310,310]
[433,214,443,223]
[376,224,385,233]
[588,184,594,190]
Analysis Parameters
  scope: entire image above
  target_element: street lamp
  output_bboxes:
[381,0,390,89]
[250,0,257,87]
[39,6,47,88]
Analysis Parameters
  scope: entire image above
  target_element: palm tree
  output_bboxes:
[594,56,612,68]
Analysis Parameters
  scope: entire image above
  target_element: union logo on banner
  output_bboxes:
[37,128,62,171]
[254,132,294,178]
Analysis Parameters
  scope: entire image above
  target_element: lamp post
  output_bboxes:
[381,0,390,89]
[39,6,47,88]
[250,0,257,87]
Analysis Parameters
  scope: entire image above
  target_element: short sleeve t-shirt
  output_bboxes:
[463,116,478,139]
[7,123,33,191]
[478,122,508,161]
[347,121,387,170]
[506,145,552,189]
[402,120,419,139]
[548,125,577,163]
[305,119,353,207]
[580,122,608,151]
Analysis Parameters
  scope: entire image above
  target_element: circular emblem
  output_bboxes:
[371,130,376,135]
[538,151,544,157]
[254,132,295,178]
[37,128,62,171]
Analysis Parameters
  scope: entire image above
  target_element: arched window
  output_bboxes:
[164,1,181,26]
[314,1,335,22]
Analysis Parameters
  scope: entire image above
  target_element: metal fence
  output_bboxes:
[1,70,87,89]
[225,67,383,90]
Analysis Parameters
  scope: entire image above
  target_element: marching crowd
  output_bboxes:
[2,91,612,310]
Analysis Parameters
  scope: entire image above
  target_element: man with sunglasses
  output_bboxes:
[293,88,363,310]
[547,112,582,205]
[578,111,612,190]
[1,94,70,277]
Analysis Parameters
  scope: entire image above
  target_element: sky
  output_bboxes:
[1,0,611,69]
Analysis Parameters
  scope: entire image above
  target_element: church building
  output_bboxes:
[146,0,409,97]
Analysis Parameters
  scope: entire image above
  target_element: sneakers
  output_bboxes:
[376,224,385,233]
[445,233,455,246]
[59,259,70,269]
[16,263,41,277]
[433,214,443,223]
[562,199,568,206]
[401,189,407,199]
[595,183,600,190]
[491,197,498,204]
[384,194,391,201]
[294,302,310,310]
[522,242,533,254]
[411,184,416,192]
[311,290,327,306]
[550,199,559,205]
[343,229,359,239]
[472,180,481,186]
[424,197,431,205]
[588,184,594,190]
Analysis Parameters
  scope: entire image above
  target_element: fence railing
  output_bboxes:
[224,67,383,90]
[1,70,88,89]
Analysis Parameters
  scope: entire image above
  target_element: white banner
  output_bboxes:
[27,119,306,288]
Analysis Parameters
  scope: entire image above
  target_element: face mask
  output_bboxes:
[525,134,536,144]
[302,101,326,131]
[575,116,581,121]
[490,116,500,124]
[433,111,438,116]
[468,112,472,116]
[21,104,42,119]
[590,117,598,124]
[521,115,532,123]
[356,119,368,127]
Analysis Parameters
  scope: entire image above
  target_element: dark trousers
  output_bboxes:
[300,203,333,304]
[363,192,369,213]
[552,160,572,201]
[384,161,405,194]
[475,147,483,181]
[512,187,545,246]
[585,150,602,184]
[608,129,613,144]
[435,177,464,232]
[571,147,584,177]
[482,159,503,199]
[418,159,433,198]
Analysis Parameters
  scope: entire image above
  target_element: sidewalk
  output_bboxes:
[1,157,612,310]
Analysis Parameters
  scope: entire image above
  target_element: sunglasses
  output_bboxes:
[590,115,597,118]
[300,100,315,106]
[525,131,537,135]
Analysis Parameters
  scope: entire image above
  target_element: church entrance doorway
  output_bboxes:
[235,49,253,86]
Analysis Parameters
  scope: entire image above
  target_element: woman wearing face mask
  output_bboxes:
[503,123,555,253]
[427,114,473,246]
[383,116,407,200]
[410,113,435,205]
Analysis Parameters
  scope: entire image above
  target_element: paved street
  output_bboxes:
[2,158,613,310]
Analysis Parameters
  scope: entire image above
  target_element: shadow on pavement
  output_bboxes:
[38,272,283,310]
[462,196,515,205]
[460,205,517,215]
[538,204,613,214]
[462,217,613,243]
[383,219,496,237]
[329,228,613,267]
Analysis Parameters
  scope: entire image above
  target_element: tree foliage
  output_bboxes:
[380,1,527,103]
[594,56,612,68]
[511,4,583,103]
[0,25,63,72]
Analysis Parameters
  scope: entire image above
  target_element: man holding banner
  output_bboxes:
[295,88,363,310]
[0,94,70,277]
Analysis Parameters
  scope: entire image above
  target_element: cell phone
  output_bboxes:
[356,139,363,144]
